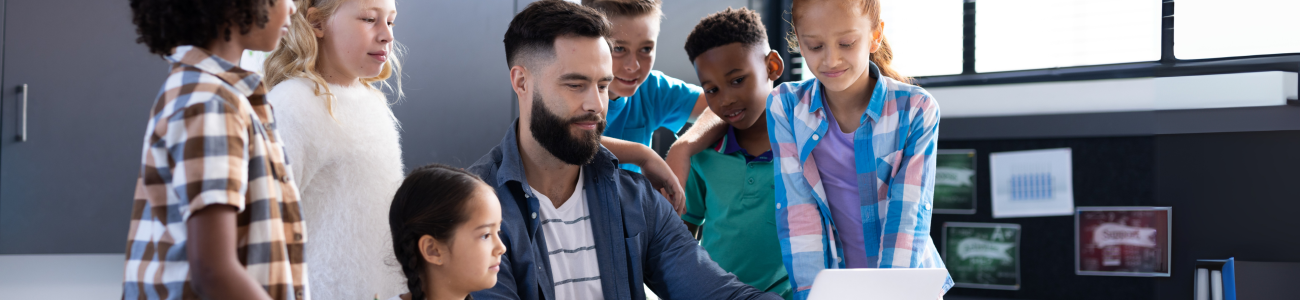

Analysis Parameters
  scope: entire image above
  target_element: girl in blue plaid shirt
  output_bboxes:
[766,0,953,299]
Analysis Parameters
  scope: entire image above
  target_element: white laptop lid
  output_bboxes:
[807,269,948,300]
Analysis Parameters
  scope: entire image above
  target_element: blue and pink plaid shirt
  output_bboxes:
[766,63,953,300]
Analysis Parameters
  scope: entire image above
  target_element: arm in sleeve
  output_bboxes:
[876,94,940,269]
[640,181,780,300]
[768,87,822,300]
[170,99,249,221]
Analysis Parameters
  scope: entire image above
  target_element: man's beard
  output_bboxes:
[529,91,605,166]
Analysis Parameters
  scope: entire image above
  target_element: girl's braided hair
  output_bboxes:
[389,164,486,300]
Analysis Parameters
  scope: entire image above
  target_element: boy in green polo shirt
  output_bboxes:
[680,8,790,300]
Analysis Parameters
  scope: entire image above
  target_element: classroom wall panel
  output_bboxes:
[389,0,517,168]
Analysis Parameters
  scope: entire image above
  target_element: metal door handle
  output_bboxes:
[17,84,27,142]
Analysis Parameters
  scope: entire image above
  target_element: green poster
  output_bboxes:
[935,149,977,214]
[943,222,1020,290]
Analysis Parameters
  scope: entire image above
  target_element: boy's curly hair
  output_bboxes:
[684,7,768,63]
[130,0,277,56]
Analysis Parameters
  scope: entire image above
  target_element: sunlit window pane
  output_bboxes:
[976,0,1161,73]
[882,0,964,77]
[1175,0,1300,59]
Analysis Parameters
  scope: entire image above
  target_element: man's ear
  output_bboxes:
[419,235,446,266]
[308,7,326,39]
[510,65,531,104]
[765,50,785,81]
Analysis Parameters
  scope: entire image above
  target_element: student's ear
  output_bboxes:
[869,21,885,53]
[307,7,326,39]
[419,235,447,266]
[765,50,785,81]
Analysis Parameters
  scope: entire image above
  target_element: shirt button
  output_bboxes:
[776,203,782,209]
[812,134,820,141]
[532,212,537,219]
[748,164,754,169]
[294,233,303,241]
[747,178,755,185]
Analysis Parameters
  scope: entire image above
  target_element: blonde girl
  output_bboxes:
[767,0,953,299]
[263,0,406,298]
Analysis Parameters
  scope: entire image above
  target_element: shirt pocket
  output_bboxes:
[625,233,645,296]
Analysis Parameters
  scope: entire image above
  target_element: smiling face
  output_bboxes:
[794,1,882,93]
[520,35,614,165]
[241,0,297,52]
[606,14,660,98]
[431,185,506,293]
[693,43,781,130]
[315,0,396,82]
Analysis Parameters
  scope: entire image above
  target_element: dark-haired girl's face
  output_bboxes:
[794,1,881,93]
[427,185,506,295]
[243,0,296,52]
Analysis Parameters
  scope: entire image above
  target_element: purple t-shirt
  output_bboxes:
[811,109,870,268]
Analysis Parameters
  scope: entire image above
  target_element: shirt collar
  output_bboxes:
[166,45,263,97]
[806,60,886,123]
[493,119,620,188]
[713,125,773,162]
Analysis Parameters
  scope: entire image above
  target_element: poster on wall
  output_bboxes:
[989,148,1075,218]
[935,149,977,214]
[943,222,1020,290]
[1075,207,1171,277]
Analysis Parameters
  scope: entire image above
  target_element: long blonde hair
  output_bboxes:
[788,0,909,83]
[264,0,404,117]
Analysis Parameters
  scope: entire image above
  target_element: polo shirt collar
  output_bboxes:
[713,125,773,163]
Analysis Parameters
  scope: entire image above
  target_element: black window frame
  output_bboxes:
[769,0,1300,94]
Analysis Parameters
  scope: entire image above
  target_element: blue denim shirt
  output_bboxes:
[468,121,780,300]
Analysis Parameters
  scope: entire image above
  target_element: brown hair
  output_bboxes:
[581,0,662,19]
[788,0,909,83]
[263,0,404,118]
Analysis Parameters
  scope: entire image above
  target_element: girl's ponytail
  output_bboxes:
[869,35,910,84]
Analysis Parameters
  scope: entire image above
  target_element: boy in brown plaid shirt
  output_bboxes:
[125,1,305,299]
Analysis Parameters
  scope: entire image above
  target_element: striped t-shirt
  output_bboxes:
[530,170,603,300]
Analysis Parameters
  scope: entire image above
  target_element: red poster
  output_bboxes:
[1076,207,1171,276]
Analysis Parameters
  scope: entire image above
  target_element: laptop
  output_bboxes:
[807,268,949,300]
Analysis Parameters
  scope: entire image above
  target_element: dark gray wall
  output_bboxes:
[389,0,516,168]
[0,0,161,254]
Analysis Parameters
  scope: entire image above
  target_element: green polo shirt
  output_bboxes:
[682,126,791,300]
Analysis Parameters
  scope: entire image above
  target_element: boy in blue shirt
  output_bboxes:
[680,8,792,299]
[584,0,727,215]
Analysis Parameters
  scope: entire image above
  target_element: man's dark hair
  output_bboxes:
[130,0,277,56]
[684,7,768,63]
[504,0,611,69]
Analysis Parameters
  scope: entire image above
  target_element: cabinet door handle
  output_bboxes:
[17,84,27,142]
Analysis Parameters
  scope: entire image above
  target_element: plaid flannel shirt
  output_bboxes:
[124,46,308,300]
[766,63,952,300]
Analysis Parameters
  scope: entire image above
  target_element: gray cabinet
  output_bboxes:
[0,0,162,254]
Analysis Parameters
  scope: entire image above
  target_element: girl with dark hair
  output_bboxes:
[388,164,507,300]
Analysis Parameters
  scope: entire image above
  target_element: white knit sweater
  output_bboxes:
[268,77,406,300]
